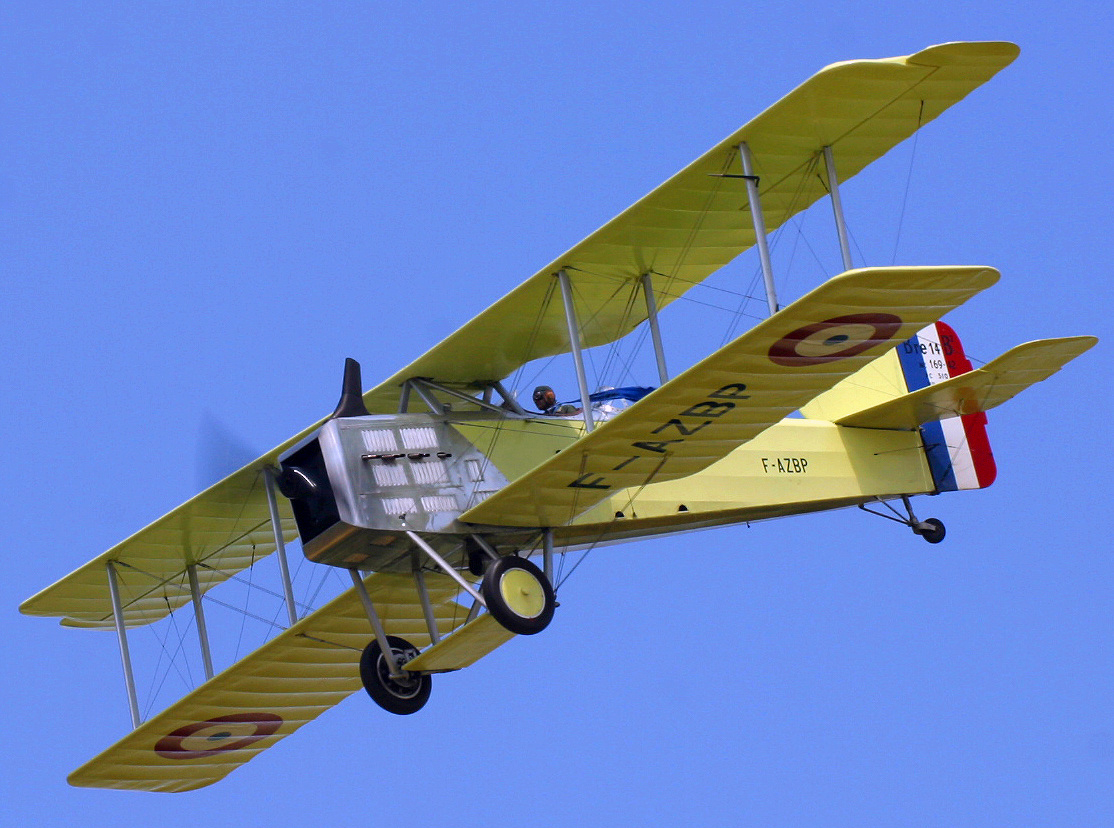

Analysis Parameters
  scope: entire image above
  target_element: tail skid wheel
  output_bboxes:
[359,635,431,715]
[482,555,555,636]
[914,517,946,544]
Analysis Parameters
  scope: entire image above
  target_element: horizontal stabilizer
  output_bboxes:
[836,336,1097,429]
[459,265,999,528]
[67,573,470,793]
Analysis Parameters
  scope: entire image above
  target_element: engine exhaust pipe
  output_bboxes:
[331,357,371,419]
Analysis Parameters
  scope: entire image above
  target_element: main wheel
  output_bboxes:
[481,555,556,635]
[916,517,946,544]
[359,635,431,715]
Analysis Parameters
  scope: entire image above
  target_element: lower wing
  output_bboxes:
[68,573,470,793]
[460,265,1000,528]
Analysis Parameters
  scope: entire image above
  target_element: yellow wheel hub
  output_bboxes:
[499,569,545,619]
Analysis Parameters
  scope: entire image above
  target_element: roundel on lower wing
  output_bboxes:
[154,713,284,760]
[768,313,903,366]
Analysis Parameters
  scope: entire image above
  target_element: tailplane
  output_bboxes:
[802,320,1097,493]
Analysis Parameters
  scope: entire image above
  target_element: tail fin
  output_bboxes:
[895,321,996,491]
[801,322,1095,492]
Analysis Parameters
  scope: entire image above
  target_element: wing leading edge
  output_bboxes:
[459,266,1000,528]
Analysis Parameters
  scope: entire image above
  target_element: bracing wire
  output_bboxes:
[232,540,256,663]
[554,453,670,592]
[891,100,925,265]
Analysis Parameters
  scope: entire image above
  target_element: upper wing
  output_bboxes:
[67,572,472,792]
[359,41,1018,412]
[836,337,1098,429]
[459,266,1000,528]
[20,457,300,629]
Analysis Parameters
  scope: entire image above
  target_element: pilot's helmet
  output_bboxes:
[532,385,556,411]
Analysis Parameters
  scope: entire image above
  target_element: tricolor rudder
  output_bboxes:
[897,321,996,491]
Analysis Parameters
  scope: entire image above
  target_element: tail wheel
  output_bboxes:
[359,635,431,715]
[915,517,946,544]
[481,555,556,636]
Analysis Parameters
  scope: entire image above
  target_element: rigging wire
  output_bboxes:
[134,590,193,718]
[554,453,670,592]
[556,151,738,395]
[232,540,257,663]
[141,584,196,718]
[891,100,926,265]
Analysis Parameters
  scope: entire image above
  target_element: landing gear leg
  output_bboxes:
[349,568,433,714]
[859,496,946,544]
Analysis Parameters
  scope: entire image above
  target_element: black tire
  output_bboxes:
[359,636,431,715]
[917,517,946,544]
[481,555,555,635]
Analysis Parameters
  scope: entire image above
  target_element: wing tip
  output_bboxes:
[907,40,1021,69]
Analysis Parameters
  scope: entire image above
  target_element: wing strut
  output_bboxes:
[557,269,596,432]
[185,564,215,681]
[823,146,855,271]
[738,141,779,316]
[641,272,670,384]
[264,469,299,626]
[106,561,141,728]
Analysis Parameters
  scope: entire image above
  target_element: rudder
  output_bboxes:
[896,321,996,490]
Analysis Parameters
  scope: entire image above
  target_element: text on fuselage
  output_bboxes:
[567,382,752,490]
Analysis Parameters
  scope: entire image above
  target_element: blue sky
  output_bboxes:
[4,3,1112,825]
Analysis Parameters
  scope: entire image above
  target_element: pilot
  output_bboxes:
[532,385,581,416]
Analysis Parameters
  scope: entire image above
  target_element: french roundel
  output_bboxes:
[154,713,283,760]
[768,313,903,366]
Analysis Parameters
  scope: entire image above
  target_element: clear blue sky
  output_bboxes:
[4,3,1112,826]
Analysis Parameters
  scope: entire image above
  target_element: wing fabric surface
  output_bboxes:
[836,337,1097,429]
[459,266,1000,528]
[20,461,300,629]
[68,573,471,793]
[358,41,1017,412]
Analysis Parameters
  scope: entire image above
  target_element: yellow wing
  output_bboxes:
[19,461,298,628]
[836,337,1098,429]
[67,573,474,793]
[459,266,1000,528]
[357,41,1019,412]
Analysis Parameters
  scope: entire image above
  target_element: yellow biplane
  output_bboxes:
[20,40,1096,793]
